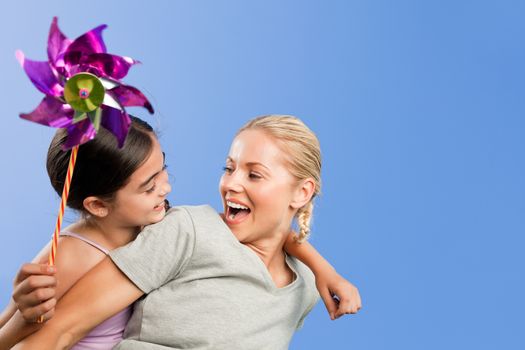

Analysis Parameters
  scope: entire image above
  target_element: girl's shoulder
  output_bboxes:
[57,234,108,270]
[35,233,108,301]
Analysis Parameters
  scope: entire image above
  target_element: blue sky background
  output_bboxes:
[1,1,524,349]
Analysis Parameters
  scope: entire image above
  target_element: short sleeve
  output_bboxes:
[293,259,320,330]
[109,207,196,293]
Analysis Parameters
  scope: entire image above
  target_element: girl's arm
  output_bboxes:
[0,264,57,349]
[284,232,362,320]
[0,237,120,348]
[0,302,17,330]
[0,246,57,329]
[14,257,143,350]
[0,243,59,349]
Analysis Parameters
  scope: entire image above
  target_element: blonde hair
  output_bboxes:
[237,115,321,242]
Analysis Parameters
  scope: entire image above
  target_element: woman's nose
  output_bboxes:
[222,172,244,193]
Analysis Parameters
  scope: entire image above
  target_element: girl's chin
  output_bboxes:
[149,209,167,223]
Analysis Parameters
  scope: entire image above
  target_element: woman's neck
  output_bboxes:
[244,231,294,288]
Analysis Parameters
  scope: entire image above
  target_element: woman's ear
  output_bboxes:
[83,196,110,218]
[290,178,315,209]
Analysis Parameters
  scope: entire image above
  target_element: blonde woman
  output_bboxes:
[14,115,361,349]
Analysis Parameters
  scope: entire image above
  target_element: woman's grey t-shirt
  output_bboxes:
[109,205,319,350]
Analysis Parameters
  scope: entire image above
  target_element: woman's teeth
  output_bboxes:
[226,200,250,220]
[226,200,249,210]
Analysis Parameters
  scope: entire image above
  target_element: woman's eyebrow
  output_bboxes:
[246,162,270,170]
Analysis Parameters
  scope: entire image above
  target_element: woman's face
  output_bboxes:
[109,135,171,228]
[219,129,299,243]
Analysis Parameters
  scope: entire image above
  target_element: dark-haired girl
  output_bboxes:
[0,118,170,349]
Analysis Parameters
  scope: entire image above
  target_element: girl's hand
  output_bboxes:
[316,269,362,320]
[12,263,57,323]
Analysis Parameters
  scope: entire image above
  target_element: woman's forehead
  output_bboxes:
[229,130,287,166]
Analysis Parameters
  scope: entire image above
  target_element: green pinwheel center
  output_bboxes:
[64,73,105,113]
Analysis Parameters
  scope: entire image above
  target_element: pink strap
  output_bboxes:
[60,231,110,255]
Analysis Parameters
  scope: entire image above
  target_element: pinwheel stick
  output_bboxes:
[48,145,79,266]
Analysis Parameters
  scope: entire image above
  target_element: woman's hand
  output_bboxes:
[12,263,57,323]
[316,268,362,320]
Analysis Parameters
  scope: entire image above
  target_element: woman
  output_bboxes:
[15,115,361,349]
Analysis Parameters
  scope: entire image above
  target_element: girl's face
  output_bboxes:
[219,129,300,243]
[109,135,171,228]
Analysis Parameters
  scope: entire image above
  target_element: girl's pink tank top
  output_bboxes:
[60,231,133,349]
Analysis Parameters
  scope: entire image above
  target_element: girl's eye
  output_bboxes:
[249,172,262,179]
[146,183,156,193]
[223,166,233,174]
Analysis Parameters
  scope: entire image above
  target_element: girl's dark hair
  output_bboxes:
[47,116,155,211]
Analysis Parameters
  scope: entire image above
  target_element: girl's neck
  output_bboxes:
[68,217,139,251]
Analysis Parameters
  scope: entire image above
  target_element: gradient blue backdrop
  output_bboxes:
[1,1,524,349]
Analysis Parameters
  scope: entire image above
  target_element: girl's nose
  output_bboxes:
[160,182,171,196]
[159,172,172,196]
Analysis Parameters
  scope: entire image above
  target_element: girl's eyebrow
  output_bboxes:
[139,153,166,189]
[139,171,161,189]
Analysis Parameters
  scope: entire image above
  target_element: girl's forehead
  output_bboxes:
[130,138,164,182]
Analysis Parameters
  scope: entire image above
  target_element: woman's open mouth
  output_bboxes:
[225,200,251,223]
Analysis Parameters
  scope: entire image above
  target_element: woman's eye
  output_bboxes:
[223,166,233,174]
[163,164,168,171]
[249,172,262,179]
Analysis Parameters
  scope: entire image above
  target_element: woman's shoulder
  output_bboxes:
[165,205,223,230]
[287,256,317,292]
[169,204,218,216]
[132,206,214,250]
[287,256,321,321]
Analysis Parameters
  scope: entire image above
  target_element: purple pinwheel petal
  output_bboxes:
[20,96,73,128]
[63,51,82,75]
[63,118,97,149]
[108,85,154,114]
[66,24,107,57]
[16,51,63,97]
[101,105,131,148]
[82,53,138,80]
[47,17,72,67]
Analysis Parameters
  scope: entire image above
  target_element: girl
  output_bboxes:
[4,115,361,349]
[0,117,171,349]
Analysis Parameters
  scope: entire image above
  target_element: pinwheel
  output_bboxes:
[17,17,153,149]
[16,18,154,276]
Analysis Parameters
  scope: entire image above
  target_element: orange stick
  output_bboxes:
[48,145,79,266]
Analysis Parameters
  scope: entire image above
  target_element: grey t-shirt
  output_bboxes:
[109,205,319,350]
